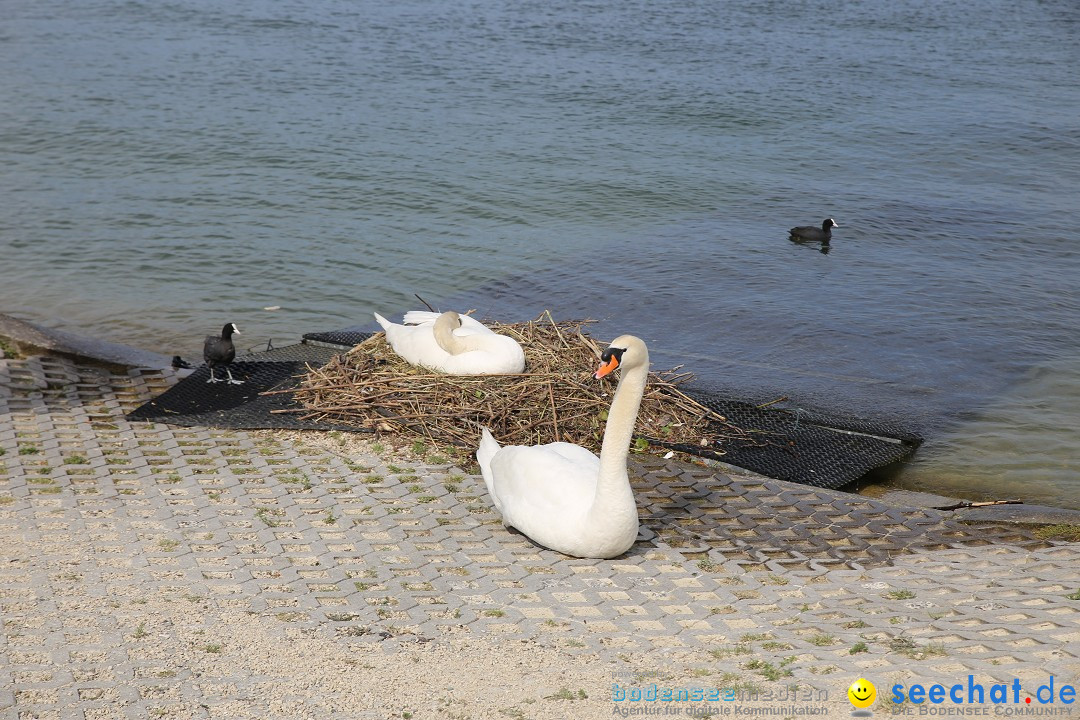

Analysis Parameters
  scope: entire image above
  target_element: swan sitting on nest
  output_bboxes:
[476,335,647,558]
[373,310,525,375]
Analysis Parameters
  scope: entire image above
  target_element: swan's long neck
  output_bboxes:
[432,313,468,356]
[588,353,648,519]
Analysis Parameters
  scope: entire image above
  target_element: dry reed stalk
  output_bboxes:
[281,316,757,455]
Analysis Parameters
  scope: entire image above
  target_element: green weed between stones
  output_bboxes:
[1034,524,1080,542]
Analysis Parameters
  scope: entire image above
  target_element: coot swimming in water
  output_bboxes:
[204,323,242,384]
[789,218,838,242]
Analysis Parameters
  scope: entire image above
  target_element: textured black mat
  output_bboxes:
[660,390,921,489]
[236,343,342,364]
[126,348,357,433]
[128,333,921,489]
[301,330,372,348]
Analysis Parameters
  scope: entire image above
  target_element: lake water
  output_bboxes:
[2,0,1078,509]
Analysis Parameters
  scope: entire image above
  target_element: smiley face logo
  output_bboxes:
[848,678,877,710]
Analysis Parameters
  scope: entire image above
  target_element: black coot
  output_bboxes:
[789,218,838,242]
[204,323,242,384]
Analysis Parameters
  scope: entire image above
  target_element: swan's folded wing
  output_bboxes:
[441,336,525,374]
[455,314,495,333]
[402,310,494,336]
[382,323,451,368]
[489,442,599,519]
[401,310,440,327]
[540,441,600,466]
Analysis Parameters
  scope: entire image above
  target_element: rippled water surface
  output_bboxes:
[2,0,1078,507]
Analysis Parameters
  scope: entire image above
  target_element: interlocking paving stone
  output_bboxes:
[1,354,1079,719]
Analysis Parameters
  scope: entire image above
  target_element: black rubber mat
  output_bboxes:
[126,349,356,433]
[236,343,342,364]
[128,333,921,489]
[694,391,919,487]
[301,330,372,348]
[658,390,921,489]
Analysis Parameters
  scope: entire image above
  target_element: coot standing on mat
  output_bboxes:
[789,218,838,242]
[204,323,243,384]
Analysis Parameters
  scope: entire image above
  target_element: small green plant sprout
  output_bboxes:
[885,589,916,600]
[697,558,721,572]
[744,659,792,681]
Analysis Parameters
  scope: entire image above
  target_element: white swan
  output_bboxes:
[372,310,525,375]
[476,335,647,558]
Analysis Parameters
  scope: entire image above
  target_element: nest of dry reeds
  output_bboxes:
[283,314,757,455]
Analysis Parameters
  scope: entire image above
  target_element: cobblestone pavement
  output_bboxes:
[2,353,1079,719]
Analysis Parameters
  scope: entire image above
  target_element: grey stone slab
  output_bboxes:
[0,313,173,370]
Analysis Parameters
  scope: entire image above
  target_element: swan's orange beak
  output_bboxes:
[594,355,620,379]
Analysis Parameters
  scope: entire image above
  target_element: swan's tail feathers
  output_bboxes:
[476,426,503,512]
[402,310,441,326]
[372,312,392,332]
